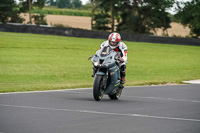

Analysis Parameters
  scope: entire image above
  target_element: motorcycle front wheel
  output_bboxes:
[93,75,104,101]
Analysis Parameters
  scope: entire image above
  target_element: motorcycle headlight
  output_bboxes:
[94,62,99,67]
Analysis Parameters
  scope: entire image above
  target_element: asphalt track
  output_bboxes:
[0,84,200,133]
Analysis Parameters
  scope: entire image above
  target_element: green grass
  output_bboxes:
[32,7,91,17]
[0,31,200,92]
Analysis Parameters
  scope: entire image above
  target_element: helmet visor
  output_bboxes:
[109,41,118,46]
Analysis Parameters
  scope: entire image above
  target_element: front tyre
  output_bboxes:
[93,75,104,101]
[108,89,122,100]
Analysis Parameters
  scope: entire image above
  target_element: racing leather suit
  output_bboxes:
[94,40,127,84]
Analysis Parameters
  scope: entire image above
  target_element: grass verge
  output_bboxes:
[0,31,200,92]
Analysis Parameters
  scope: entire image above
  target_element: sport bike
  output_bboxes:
[89,46,124,101]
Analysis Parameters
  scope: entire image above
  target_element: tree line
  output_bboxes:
[91,0,200,38]
[0,0,199,38]
[47,0,82,9]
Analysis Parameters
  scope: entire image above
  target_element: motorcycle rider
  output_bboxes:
[93,32,127,85]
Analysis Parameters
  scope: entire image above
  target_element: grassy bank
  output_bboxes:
[32,7,91,17]
[0,32,200,92]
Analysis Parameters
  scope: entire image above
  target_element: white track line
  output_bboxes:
[0,104,200,122]
[0,88,92,95]
[183,79,200,84]
[122,95,200,103]
[0,88,199,103]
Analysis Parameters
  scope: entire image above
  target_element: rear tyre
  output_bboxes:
[108,89,122,100]
[93,75,104,101]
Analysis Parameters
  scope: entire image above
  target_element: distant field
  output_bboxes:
[0,32,200,92]
[21,13,91,30]
[21,14,190,37]
[155,22,190,37]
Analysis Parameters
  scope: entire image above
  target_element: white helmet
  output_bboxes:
[108,32,121,49]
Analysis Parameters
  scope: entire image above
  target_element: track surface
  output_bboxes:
[0,84,200,133]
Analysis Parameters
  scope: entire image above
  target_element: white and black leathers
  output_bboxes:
[97,40,127,66]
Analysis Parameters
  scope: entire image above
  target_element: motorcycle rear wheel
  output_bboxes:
[93,75,104,101]
[108,89,122,100]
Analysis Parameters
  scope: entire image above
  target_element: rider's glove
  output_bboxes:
[118,57,124,63]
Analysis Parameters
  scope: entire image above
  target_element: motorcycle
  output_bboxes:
[89,46,124,101]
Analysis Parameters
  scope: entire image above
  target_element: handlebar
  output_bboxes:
[88,55,95,60]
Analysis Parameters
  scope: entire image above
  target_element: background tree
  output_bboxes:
[90,0,101,30]
[93,11,111,31]
[32,13,47,25]
[45,0,57,6]
[19,0,45,12]
[175,0,200,38]
[0,0,24,23]
[96,0,119,32]
[117,0,174,34]
[57,0,71,8]
[92,0,174,34]
[71,0,82,9]
[145,0,174,35]
[19,0,46,25]
[82,2,92,10]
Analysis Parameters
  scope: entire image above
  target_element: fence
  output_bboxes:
[0,23,199,46]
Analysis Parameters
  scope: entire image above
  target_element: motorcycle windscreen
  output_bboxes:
[100,46,113,57]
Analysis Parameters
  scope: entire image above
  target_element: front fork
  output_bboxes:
[102,71,108,90]
[94,67,108,90]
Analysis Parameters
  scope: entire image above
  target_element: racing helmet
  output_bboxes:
[108,32,121,49]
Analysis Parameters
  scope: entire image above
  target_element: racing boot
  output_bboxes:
[121,76,126,84]
[120,65,126,85]
[119,74,125,90]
